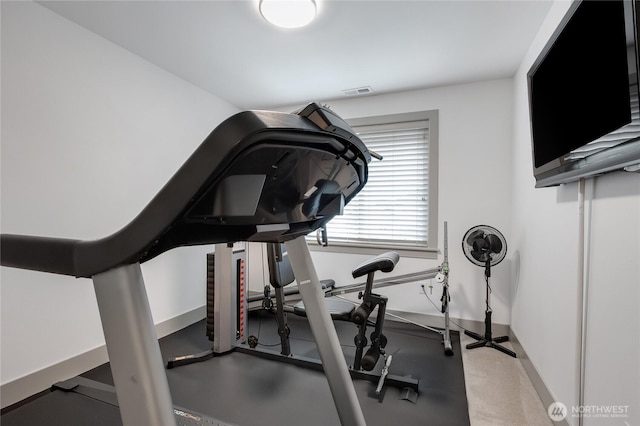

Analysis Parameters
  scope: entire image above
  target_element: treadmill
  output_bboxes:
[1,103,372,426]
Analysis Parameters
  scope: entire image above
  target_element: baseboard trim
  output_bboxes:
[0,306,206,410]
[386,309,510,336]
[155,305,206,340]
[508,328,570,426]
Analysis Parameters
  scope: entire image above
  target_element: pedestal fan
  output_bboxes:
[462,225,516,358]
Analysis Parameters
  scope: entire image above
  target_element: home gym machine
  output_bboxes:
[1,103,374,426]
[422,220,453,356]
[321,221,454,356]
[166,244,251,367]
[248,244,420,400]
[169,219,457,396]
[167,244,421,401]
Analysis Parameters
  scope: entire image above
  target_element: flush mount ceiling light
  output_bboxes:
[259,0,317,29]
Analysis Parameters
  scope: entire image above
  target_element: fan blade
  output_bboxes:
[472,238,489,253]
[471,250,488,263]
[466,230,485,246]
[486,234,503,254]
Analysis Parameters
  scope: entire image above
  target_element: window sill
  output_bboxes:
[307,242,439,259]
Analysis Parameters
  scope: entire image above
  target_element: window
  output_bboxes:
[315,110,438,256]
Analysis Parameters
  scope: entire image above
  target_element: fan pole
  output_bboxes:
[464,258,516,358]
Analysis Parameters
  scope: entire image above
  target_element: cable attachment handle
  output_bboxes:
[316,226,328,246]
[375,354,393,395]
[369,150,383,161]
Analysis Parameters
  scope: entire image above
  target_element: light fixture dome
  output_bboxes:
[259,0,317,29]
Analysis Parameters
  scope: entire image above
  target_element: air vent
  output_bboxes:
[342,86,373,96]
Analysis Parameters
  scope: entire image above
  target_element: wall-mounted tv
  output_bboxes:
[528,0,640,188]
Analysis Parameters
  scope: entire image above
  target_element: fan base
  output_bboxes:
[464,330,516,358]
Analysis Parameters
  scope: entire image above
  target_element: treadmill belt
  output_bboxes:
[1,378,237,426]
[1,391,122,426]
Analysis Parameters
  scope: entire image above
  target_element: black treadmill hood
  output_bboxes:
[0,103,371,277]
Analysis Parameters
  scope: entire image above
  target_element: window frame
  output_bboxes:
[309,109,439,259]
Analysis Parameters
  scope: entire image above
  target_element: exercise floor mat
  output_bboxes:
[2,311,470,426]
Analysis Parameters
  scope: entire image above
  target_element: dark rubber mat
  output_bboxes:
[2,311,469,426]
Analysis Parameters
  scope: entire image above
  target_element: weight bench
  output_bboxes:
[269,243,355,321]
[1,103,372,426]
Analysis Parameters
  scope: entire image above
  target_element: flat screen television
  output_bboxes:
[528,0,640,188]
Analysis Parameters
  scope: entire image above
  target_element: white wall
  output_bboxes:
[1,0,238,390]
[6,1,636,423]
[279,78,515,325]
[511,1,640,425]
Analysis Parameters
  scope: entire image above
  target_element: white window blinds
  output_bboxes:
[325,120,430,249]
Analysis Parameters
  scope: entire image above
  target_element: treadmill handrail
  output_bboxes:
[1,104,370,278]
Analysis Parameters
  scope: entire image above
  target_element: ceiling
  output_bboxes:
[39,1,553,110]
